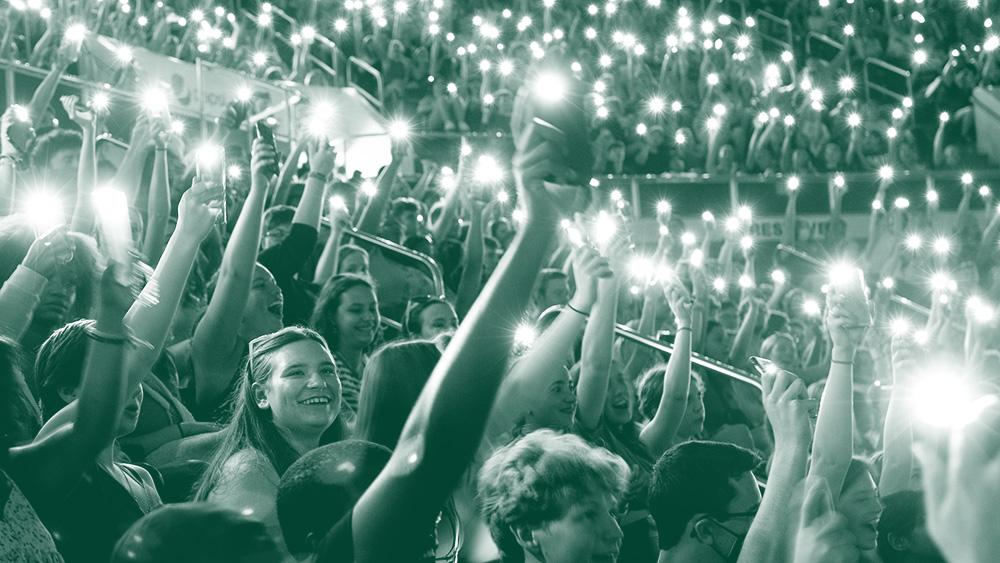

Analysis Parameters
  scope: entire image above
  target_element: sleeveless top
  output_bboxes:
[0,470,62,562]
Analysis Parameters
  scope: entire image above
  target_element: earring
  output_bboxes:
[258,400,269,409]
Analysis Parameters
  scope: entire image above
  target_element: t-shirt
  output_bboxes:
[259,223,320,327]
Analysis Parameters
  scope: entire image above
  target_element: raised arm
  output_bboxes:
[27,42,77,128]
[356,145,404,236]
[740,367,813,563]
[60,96,97,235]
[781,186,798,247]
[10,264,133,502]
[879,333,919,496]
[454,200,486,318]
[346,124,571,561]
[488,246,605,439]
[575,241,623,430]
[0,229,72,340]
[313,205,353,285]
[294,142,335,231]
[639,284,693,457]
[142,132,172,264]
[807,291,868,502]
[271,142,308,207]
[729,298,762,367]
[191,140,276,410]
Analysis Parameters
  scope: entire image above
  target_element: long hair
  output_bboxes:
[354,340,441,449]
[402,296,452,339]
[195,327,348,500]
[34,319,95,419]
[0,336,42,451]
[310,274,379,352]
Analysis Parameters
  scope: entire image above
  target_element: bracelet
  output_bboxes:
[676,327,693,333]
[566,303,591,317]
[308,171,330,183]
[831,358,855,366]
[0,153,19,166]
[154,147,168,152]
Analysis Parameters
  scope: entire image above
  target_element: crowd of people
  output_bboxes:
[3,1,1000,563]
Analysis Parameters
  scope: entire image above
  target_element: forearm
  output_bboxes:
[313,224,345,284]
[640,327,691,456]
[728,306,758,365]
[357,160,400,234]
[622,292,658,380]
[70,126,96,234]
[73,312,130,456]
[0,265,47,340]
[28,62,67,125]
[576,280,619,429]
[113,143,151,202]
[272,143,307,206]
[0,159,16,215]
[808,349,855,501]
[739,443,809,563]
[454,210,485,318]
[292,175,326,230]
[781,195,797,247]
[429,183,461,242]
[142,150,170,264]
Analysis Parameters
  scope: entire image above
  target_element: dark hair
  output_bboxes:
[30,128,82,170]
[111,503,279,563]
[310,274,379,351]
[390,197,421,219]
[877,490,927,563]
[263,205,295,232]
[354,340,440,449]
[0,336,42,450]
[637,367,704,422]
[276,440,392,555]
[195,327,348,500]
[533,269,567,301]
[649,441,760,549]
[336,245,369,274]
[402,296,452,338]
[34,319,95,419]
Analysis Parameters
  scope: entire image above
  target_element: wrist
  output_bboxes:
[568,297,594,315]
[831,347,857,364]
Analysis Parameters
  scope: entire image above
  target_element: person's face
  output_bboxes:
[339,252,370,278]
[704,326,732,362]
[396,210,419,238]
[256,339,342,435]
[527,368,577,431]
[528,493,623,563]
[769,337,799,371]
[47,148,82,189]
[717,307,738,332]
[263,220,291,251]
[838,470,881,559]
[679,380,705,437]
[693,472,761,562]
[118,384,144,437]
[418,302,458,340]
[602,371,633,426]
[241,265,283,339]
[34,271,78,329]
[823,143,842,169]
[335,286,379,350]
[540,278,570,310]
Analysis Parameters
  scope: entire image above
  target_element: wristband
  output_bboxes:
[676,326,693,333]
[566,303,591,317]
[0,153,20,166]
[86,326,131,345]
[308,171,330,183]
[831,358,855,366]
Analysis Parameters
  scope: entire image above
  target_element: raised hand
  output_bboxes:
[60,95,95,129]
[308,140,337,177]
[793,478,861,563]
[21,227,75,279]
[512,121,575,221]
[250,137,278,191]
[825,291,871,356]
[916,400,1000,563]
[665,283,694,329]
[1,106,34,157]
[177,179,224,241]
[761,368,814,450]
[568,245,612,313]
[98,262,136,323]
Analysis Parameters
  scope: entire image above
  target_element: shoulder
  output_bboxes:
[214,449,280,495]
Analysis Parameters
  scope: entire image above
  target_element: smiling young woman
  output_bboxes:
[194,326,348,557]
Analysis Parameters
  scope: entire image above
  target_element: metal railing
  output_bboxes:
[864,57,912,103]
[613,320,763,391]
[776,243,931,318]
[341,227,446,298]
[806,31,845,64]
[347,56,384,110]
[754,10,793,54]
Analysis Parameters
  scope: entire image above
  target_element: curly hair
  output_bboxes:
[477,429,629,563]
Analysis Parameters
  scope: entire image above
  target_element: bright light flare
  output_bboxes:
[933,236,952,255]
[656,200,672,215]
[771,270,787,285]
[878,165,894,181]
[473,155,504,184]
[910,373,996,428]
[906,234,923,250]
[533,72,567,103]
[838,75,856,93]
[803,298,821,317]
[591,211,618,246]
[21,190,65,234]
[64,22,88,44]
[514,323,539,348]
[388,119,411,140]
[787,176,800,192]
[140,86,170,116]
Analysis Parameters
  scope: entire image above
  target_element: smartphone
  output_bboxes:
[531,116,567,142]
[749,356,780,377]
[254,121,280,178]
